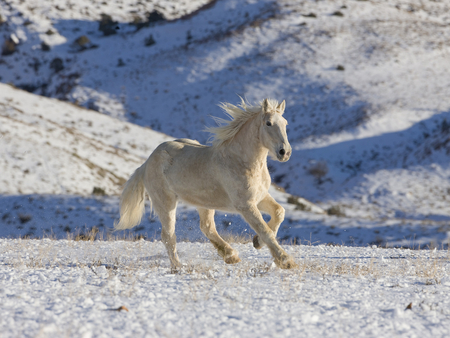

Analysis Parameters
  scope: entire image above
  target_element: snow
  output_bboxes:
[1,238,449,337]
[1,77,448,248]
[0,83,172,195]
[2,0,450,220]
[1,0,450,335]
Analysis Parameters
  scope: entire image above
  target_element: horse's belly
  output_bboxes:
[175,185,233,211]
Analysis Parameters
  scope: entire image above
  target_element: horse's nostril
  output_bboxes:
[279,149,286,156]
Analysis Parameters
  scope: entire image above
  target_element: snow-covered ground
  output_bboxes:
[1,238,450,337]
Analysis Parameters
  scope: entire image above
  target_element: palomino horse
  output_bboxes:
[114,98,296,269]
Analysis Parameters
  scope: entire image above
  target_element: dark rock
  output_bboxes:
[50,58,64,72]
[441,119,450,134]
[2,36,18,56]
[71,35,98,52]
[41,42,50,51]
[17,83,40,93]
[302,13,317,18]
[326,205,345,217]
[336,65,345,71]
[145,34,156,47]
[54,72,80,97]
[18,213,32,224]
[147,10,165,24]
[29,58,41,72]
[132,11,165,31]
[99,14,118,36]
[75,35,90,47]
[92,187,106,196]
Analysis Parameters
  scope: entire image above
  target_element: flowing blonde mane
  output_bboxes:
[206,97,280,147]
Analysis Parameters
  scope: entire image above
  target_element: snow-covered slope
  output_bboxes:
[1,0,450,247]
[0,83,172,195]
[1,0,450,221]
[2,84,448,248]
[0,84,328,243]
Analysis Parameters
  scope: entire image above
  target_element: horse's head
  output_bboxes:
[260,98,291,162]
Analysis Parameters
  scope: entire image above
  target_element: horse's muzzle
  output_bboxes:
[277,149,291,162]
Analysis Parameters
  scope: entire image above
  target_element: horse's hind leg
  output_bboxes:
[253,194,285,250]
[197,208,240,264]
[152,192,181,268]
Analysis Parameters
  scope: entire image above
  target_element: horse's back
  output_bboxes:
[173,138,204,146]
[144,138,232,210]
[152,138,208,160]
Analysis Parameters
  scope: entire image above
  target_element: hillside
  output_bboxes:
[1,0,450,220]
[1,0,450,246]
[0,83,172,196]
[2,84,448,247]
[0,84,327,242]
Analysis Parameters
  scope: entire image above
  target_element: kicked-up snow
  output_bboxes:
[1,238,449,337]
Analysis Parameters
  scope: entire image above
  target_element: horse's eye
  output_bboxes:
[266,121,272,126]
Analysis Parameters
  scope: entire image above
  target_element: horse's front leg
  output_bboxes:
[253,194,285,250]
[238,203,296,269]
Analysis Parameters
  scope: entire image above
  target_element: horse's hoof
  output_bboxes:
[275,255,297,269]
[253,235,263,250]
[224,254,241,264]
[170,260,182,270]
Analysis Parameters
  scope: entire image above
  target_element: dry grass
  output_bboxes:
[1,237,448,290]
[219,232,253,244]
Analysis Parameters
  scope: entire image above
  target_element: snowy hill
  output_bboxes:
[1,0,450,221]
[2,84,447,248]
[0,83,172,196]
[1,0,450,247]
[0,84,326,241]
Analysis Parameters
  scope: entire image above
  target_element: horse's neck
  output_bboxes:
[224,116,268,170]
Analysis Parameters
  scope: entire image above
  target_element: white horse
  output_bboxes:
[114,98,296,269]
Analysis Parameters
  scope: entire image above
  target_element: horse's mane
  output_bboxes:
[206,97,280,147]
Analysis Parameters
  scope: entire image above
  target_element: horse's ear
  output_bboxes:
[277,100,286,114]
[262,98,270,113]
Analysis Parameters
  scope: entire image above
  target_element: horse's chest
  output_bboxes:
[246,168,270,198]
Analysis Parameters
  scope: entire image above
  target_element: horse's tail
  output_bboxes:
[114,163,148,231]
